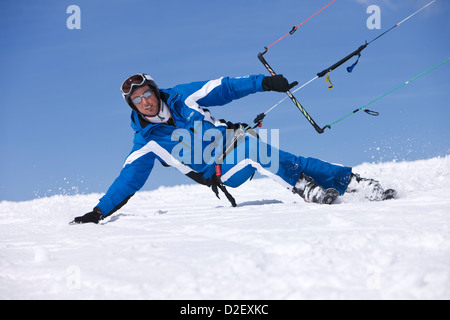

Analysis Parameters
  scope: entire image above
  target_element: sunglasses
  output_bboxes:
[121,74,146,95]
[131,89,153,105]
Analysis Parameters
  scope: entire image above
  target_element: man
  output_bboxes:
[72,73,396,224]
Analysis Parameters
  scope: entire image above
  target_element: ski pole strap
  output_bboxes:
[317,43,368,78]
[326,71,334,89]
[347,53,361,73]
[363,109,379,116]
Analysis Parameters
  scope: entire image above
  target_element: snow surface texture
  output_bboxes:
[1,156,449,300]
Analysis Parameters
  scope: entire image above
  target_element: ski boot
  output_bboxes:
[346,173,397,201]
[293,173,340,205]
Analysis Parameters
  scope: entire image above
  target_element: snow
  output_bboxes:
[1,156,449,300]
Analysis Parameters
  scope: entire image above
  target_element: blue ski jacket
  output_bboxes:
[96,75,267,216]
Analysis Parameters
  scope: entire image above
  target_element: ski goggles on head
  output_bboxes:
[121,73,146,95]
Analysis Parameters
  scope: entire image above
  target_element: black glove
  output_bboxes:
[71,207,103,224]
[262,75,298,92]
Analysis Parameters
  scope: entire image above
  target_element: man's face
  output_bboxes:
[130,85,160,116]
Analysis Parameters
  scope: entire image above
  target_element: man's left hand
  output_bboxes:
[262,75,298,92]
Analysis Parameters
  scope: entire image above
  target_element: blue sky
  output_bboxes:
[1,0,449,201]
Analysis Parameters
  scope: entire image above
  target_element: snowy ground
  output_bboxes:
[1,156,449,300]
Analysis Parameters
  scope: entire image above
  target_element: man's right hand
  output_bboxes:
[70,207,103,224]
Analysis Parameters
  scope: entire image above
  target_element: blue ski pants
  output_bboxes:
[220,134,352,195]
